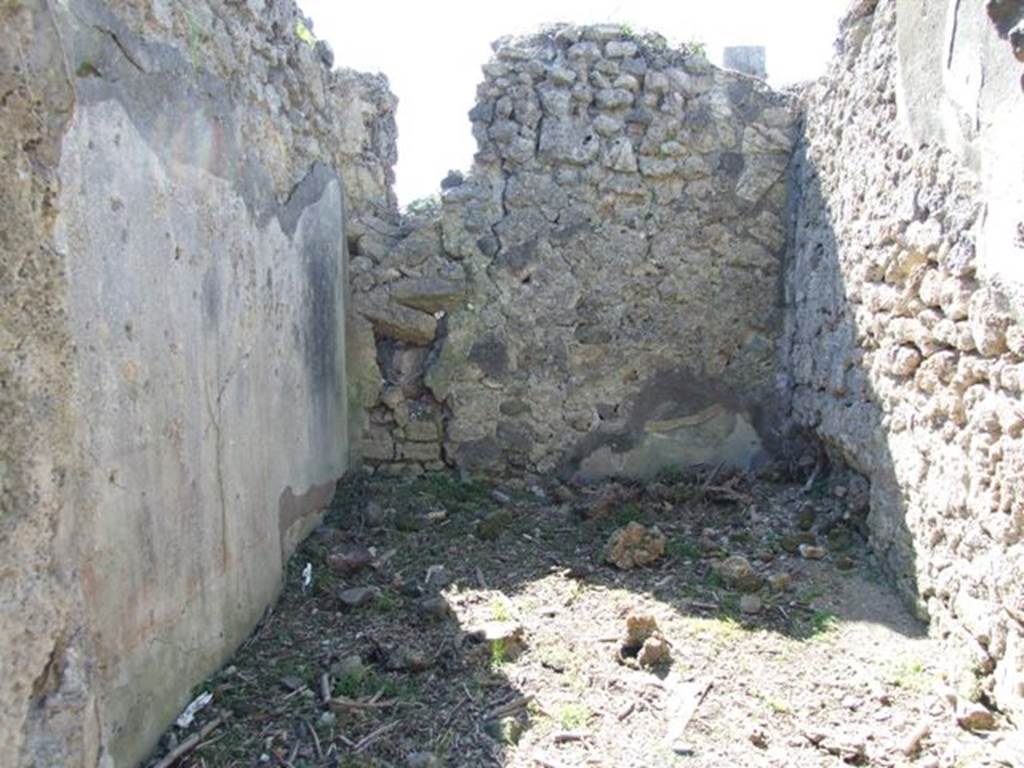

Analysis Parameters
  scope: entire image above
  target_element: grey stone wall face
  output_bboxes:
[787,0,1024,718]
[0,1,393,764]
[354,26,800,481]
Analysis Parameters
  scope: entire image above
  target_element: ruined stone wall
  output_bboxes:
[0,1,394,764]
[354,26,800,480]
[787,0,1024,719]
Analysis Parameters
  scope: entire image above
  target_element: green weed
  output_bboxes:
[889,659,931,691]
[76,61,100,78]
[557,702,592,730]
[802,610,840,640]
[295,20,316,47]
[490,638,508,670]
[762,695,790,715]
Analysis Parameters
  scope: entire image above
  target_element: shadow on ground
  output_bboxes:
[144,465,1008,768]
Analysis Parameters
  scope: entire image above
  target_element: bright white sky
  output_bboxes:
[299,0,849,205]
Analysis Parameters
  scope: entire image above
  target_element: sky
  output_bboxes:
[298,0,850,206]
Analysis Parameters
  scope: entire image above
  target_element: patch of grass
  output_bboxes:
[335,667,419,702]
[490,596,513,622]
[404,193,441,218]
[807,473,829,498]
[295,19,316,47]
[609,501,649,528]
[183,9,206,69]
[798,587,826,604]
[374,591,402,613]
[328,471,369,511]
[557,702,592,730]
[76,60,100,78]
[564,580,583,605]
[334,668,371,699]
[490,638,508,670]
[797,610,840,640]
[665,537,700,560]
[687,616,744,642]
[416,472,495,515]
[684,39,707,58]
[378,675,420,702]
[720,593,741,616]
[889,659,931,691]
[703,569,724,589]
[477,508,515,541]
[762,694,791,715]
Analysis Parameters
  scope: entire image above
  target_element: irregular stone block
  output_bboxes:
[360,300,437,345]
[404,419,441,442]
[390,277,466,313]
[399,442,442,462]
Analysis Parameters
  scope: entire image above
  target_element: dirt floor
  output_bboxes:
[146,470,1019,768]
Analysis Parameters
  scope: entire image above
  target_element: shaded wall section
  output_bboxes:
[787,0,1024,719]
[0,0,371,764]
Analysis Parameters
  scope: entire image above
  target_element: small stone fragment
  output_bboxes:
[425,508,447,523]
[327,543,373,575]
[337,586,380,609]
[781,532,817,553]
[416,595,454,622]
[956,702,996,731]
[490,489,513,505]
[636,635,672,668]
[363,501,389,526]
[715,555,764,592]
[625,613,659,647]
[485,716,524,745]
[621,613,671,668]
[740,594,763,614]
[901,722,930,757]
[388,646,433,672]
[767,573,791,591]
[424,564,451,590]
[604,522,666,569]
[797,506,816,531]
[823,735,866,763]
[799,544,827,560]
[826,527,854,551]
[749,725,769,748]
[331,654,367,683]
[279,675,304,692]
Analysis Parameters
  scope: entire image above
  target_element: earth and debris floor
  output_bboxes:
[147,470,1019,768]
